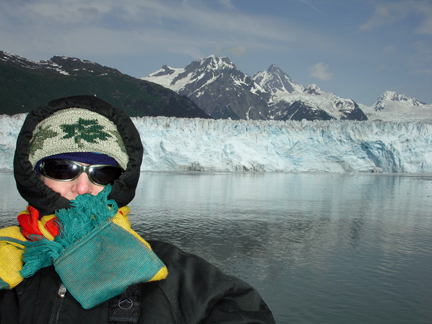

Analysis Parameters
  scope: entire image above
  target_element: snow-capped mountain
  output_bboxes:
[360,91,432,123]
[374,91,426,110]
[253,64,303,94]
[253,66,367,121]
[144,55,271,120]
[3,50,429,122]
[143,55,367,121]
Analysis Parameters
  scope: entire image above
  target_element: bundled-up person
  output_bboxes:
[0,95,275,324]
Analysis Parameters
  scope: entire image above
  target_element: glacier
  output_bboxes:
[1,114,431,173]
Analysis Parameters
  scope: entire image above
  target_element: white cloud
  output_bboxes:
[298,0,322,13]
[416,11,432,35]
[383,45,395,53]
[409,41,432,75]
[0,0,352,69]
[227,44,247,57]
[218,0,235,9]
[308,62,333,81]
[0,0,298,51]
[360,0,432,35]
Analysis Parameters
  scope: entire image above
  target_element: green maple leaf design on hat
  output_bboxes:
[108,130,127,153]
[60,118,111,148]
[29,125,58,157]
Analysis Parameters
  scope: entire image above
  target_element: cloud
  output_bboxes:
[409,40,432,75]
[298,0,322,13]
[0,0,297,45]
[76,7,100,18]
[227,44,247,57]
[383,45,395,53]
[2,0,332,71]
[0,0,375,76]
[416,10,432,35]
[360,0,432,35]
[308,62,333,81]
[218,0,235,9]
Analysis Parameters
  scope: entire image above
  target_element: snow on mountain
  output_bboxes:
[303,84,325,95]
[145,55,241,92]
[254,65,367,121]
[145,65,185,90]
[1,114,431,173]
[144,55,271,120]
[374,91,426,110]
[253,64,304,94]
[144,55,432,123]
[0,51,70,75]
[270,86,366,121]
[0,51,120,77]
[143,56,367,121]
[361,91,432,123]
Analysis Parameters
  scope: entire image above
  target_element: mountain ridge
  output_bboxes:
[143,55,368,121]
[0,50,210,118]
[1,50,430,122]
[143,55,431,122]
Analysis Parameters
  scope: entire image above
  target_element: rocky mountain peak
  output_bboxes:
[169,56,233,87]
[0,51,120,77]
[202,55,236,70]
[0,50,210,118]
[304,84,325,95]
[144,55,369,121]
[253,65,296,94]
[374,91,426,111]
[48,56,121,76]
[267,64,292,80]
[150,64,177,77]
[1,50,48,71]
[164,55,269,119]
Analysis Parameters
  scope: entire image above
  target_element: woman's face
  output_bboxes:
[42,166,104,200]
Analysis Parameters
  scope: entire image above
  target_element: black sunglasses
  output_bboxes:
[39,159,124,186]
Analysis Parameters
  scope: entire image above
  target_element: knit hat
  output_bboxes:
[28,108,129,170]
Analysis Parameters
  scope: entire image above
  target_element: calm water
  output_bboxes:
[1,172,431,324]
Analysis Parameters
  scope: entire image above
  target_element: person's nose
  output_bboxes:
[73,172,94,195]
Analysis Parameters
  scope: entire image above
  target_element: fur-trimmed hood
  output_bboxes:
[13,95,143,216]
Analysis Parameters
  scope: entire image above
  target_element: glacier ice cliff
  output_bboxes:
[1,114,431,173]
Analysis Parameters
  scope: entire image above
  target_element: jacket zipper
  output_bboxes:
[49,283,67,324]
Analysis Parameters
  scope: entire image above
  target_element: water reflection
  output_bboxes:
[1,172,431,324]
[127,172,432,324]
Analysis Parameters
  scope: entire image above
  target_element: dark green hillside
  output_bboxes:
[0,60,210,118]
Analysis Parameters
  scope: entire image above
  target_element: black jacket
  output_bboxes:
[0,96,275,323]
[0,240,274,323]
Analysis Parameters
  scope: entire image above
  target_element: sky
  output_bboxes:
[0,0,431,106]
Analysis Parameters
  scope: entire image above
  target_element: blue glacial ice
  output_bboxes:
[1,114,431,173]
